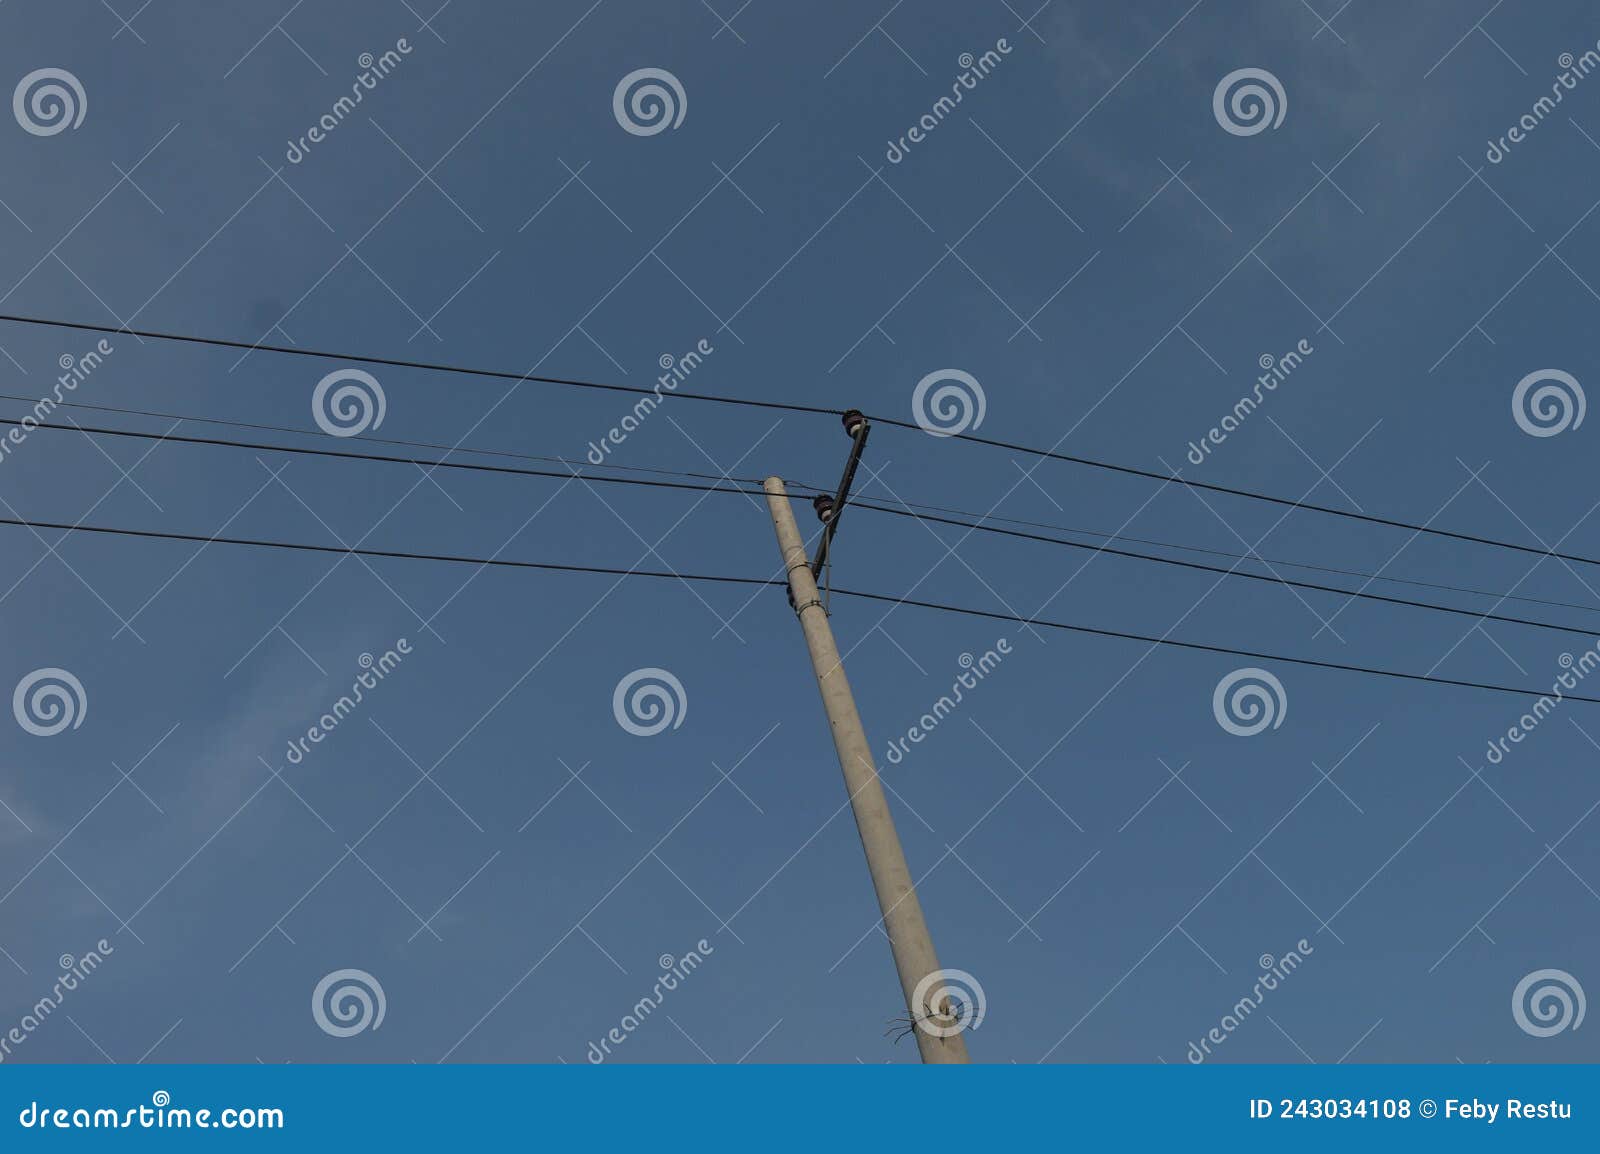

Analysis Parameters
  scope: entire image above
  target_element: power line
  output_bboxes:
[869,415,1599,571]
[19,410,1599,642]
[827,587,1600,706]
[15,381,1582,618]
[850,501,1600,642]
[11,308,1597,572]
[0,511,1590,706]
[795,482,1600,618]
[0,391,763,487]
[0,415,770,498]
[0,312,835,417]
[0,511,777,585]
[18,381,1596,619]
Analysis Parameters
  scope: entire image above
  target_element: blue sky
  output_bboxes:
[1,0,1599,1063]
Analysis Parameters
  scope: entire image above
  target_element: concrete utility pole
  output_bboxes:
[764,468,970,1064]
